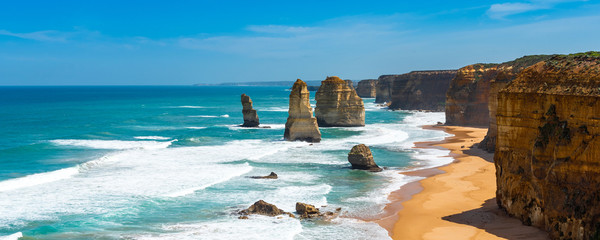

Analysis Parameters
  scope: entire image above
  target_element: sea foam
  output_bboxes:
[50,139,176,150]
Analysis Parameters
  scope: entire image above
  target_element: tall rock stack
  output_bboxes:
[315,76,365,127]
[356,79,378,98]
[494,53,600,239]
[375,76,395,103]
[284,79,322,142]
[241,94,259,127]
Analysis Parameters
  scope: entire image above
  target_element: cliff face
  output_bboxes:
[375,76,394,103]
[477,55,556,151]
[445,64,498,126]
[284,79,322,142]
[241,94,259,127]
[356,79,377,98]
[495,53,600,239]
[387,70,457,111]
[315,76,365,127]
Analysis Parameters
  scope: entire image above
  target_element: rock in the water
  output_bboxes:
[241,94,260,127]
[249,172,278,179]
[295,202,341,219]
[495,52,600,239]
[284,79,321,142]
[239,200,284,216]
[347,144,381,171]
[315,76,365,127]
[296,202,319,216]
[356,79,378,98]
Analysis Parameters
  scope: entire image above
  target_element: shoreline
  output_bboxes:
[377,125,549,239]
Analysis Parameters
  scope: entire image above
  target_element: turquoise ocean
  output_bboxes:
[0,86,451,240]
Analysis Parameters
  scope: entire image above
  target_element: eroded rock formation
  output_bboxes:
[445,64,498,126]
[315,76,365,127]
[284,79,322,142]
[239,200,285,216]
[295,202,341,219]
[376,71,457,110]
[356,79,378,98]
[495,53,600,239]
[478,55,555,152]
[241,94,260,127]
[249,172,278,179]
[348,144,381,172]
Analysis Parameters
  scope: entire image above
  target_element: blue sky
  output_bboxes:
[0,0,598,85]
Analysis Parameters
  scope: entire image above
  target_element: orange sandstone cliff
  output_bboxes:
[355,79,378,98]
[375,70,457,110]
[495,53,600,239]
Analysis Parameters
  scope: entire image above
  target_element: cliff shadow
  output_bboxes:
[442,198,549,239]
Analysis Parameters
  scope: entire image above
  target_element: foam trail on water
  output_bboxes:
[164,163,253,197]
[186,127,207,130]
[188,115,218,118]
[0,168,77,192]
[175,105,207,108]
[134,136,170,140]
[50,139,176,150]
[0,232,23,240]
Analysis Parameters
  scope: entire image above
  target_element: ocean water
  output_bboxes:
[0,86,451,240]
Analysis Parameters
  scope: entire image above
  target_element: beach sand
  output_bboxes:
[379,125,549,240]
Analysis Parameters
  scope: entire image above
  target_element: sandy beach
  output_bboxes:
[380,125,549,240]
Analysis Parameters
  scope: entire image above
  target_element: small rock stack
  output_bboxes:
[241,94,259,127]
[348,144,381,172]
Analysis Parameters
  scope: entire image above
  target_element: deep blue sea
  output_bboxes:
[0,86,450,240]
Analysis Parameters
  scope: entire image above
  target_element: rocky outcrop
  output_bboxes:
[295,202,341,219]
[376,71,457,110]
[478,55,555,152]
[239,200,285,216]
[356,79,378,98]
[315,76,365,127]
[348,144,381,171]
[249,172,278,179]
[494,53,600,240]
[241,94,260,127]
[284,79,322,142]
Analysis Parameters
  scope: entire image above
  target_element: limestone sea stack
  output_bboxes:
[356,79,378,98]
[284,79,322,142]
[494,52,600,239]
[241,94,259,127]
[347,144,381,172]
[315,76,365,127]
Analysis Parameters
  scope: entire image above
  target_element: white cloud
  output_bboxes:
[0,30,71,42]
[487,0,588,19]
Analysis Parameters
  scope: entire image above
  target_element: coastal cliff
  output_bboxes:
[284,79,322,142]
[385,70,457,111]
[445,64,498,126]
[356,79,377,98]
[476,55,555,152]
[315,76,365,127]
[375,76,394,103]
[495,53,600,239]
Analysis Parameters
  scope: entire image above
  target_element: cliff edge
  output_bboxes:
[495,52,600,239]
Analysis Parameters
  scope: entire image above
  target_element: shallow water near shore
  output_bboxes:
[0,86,451,239]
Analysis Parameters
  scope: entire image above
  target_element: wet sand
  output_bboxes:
[380,125,549,240]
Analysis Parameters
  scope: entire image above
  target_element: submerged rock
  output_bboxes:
[239,200,284,216]
[284,79,321,142]
[315,76,365,127]
[347,144,381,172]
[249,172,278,179]
[241,94,259,127]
